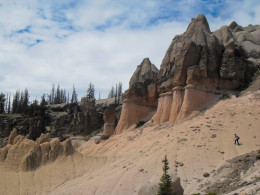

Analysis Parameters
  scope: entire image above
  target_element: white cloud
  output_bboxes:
[0,0,259,100]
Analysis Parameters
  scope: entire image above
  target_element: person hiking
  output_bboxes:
[234,134,240,145]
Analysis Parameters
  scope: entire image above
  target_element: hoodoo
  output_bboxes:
[115,58,159,134]
[116,14,260,133]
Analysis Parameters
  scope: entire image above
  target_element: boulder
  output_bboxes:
[138,175,184,195]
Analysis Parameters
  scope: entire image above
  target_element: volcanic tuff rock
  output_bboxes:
[0,129,74,171]
[123,57,159,106]
[115,58,158,134]
[129,57,159,87]
[116,14,260,132]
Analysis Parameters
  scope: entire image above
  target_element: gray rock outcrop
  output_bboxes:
[138,175,184,195]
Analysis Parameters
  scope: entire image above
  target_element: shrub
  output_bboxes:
[253,69,260,81]
[221,93,231,100]
[256,155,260,160]
[136,121,145,128]
[206,192,216,195]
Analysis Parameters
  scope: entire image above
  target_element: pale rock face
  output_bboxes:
[0,129,74,171]
[114,102,156,134]
[175,86,220,123]
[169,87,184,124]
[103,105,117,136]
[152,93,173,125]
[117,14,260,130]
[152,15,260,125]
[115,58,159,134]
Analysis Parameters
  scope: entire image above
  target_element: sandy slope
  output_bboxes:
[0,91,260,195]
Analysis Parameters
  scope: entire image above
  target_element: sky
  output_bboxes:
[0,0,259,101]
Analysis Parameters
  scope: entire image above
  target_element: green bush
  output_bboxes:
[136,121,145,128]
[253,69,260,81]
[221,93,231,99]
[206,192,216,195]
[256,155,260,160]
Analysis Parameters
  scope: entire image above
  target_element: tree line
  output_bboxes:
[0,82,123,114]
[107,82,123,104]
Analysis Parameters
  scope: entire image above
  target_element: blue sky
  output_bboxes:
[0,0,259,100]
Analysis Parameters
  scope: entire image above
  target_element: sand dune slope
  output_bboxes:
[0,91,259,195]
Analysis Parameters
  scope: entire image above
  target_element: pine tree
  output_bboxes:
[157,155,172,195]
[114,83,118,104]
[108,85,115,98]
[40,94,47,107]
[12,90,20,113]
[7,94,11,113]
[22,88,29,113]
[0,93,6,114]
[86,82,95,99]
[54,84,61,104]
[71,85,78,103]
[49,84,55,104]
[5,93,8,113]
[118,82,122,101]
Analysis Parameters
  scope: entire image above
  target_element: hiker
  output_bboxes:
[234,134,240,145]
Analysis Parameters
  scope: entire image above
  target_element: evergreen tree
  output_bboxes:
[157,155,172,195]
[86,82,95,99]
[0,93,6,114]
[54,84,61,104]
[49,84,55,104]
[118,82,122,101]
[71,85,78,103]
[22,88,29,113]
[67,92,70,104]
[5,93,8,113]
[108,85,115,98]
[115,83,118,104]
[12,90,20,113]
[7,94,11,113]
[40,94,47,107]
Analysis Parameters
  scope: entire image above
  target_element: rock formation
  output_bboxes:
[153,15,259,125]
[115,15,259,133]
[0,129,74,171]
[115,58,159,134]
[95,97,122,137]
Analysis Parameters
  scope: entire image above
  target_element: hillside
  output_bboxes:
[0,90,259,194]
